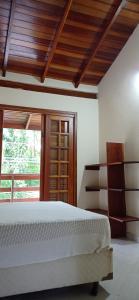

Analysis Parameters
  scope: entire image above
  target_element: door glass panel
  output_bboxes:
[51,120,59,132]
[61,121,69,133]
[60,135,69,147]
[50,163,58,176]
[60,149,68,161]
[59,192,68,202]
[49,178,58,190]
[50,135,59,147]
[59,178,68,190]
[50,149,58,160]
[49,192,58,201]
[60,163,68,176]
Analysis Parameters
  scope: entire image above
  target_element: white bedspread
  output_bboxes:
[0,201,111,268]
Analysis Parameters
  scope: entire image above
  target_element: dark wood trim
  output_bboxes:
[2,0,16,77]
[41,114,49,201]
[39,114,46,201]
[41,0,73,83]
[0,187,39,192]
[0,110,4,173]
[0,103,77,118]
[73,111,77,206]
[0,79,97,99]
[74,0,127,88]
[3,123,40,131]
[0,174,40,180]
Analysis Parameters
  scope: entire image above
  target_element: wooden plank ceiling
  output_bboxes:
[3,110,41,130]
[0,0,139,87]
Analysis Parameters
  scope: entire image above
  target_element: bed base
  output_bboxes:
[0,248,113,298]
[91,271,113,296]
[91,282,99,296]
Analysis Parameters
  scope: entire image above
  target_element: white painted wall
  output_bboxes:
[99,25,139,241]
[0,75,99,209]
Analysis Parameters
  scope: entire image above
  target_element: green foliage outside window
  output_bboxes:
[0,128,41,201]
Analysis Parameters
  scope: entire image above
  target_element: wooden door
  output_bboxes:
[41,113,76,206]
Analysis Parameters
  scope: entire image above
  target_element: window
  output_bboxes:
[0,108,77,206]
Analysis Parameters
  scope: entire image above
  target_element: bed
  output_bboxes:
[0,201,113,297]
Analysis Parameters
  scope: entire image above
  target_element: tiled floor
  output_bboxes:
[2,239,139,300]
[101,239,139,300]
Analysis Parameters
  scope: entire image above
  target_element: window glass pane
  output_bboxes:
[48,192,58,201]
[50,120,59,132]
[50,163,58,176]
[50,149,58,160]
[60,135,69,147]
[2,128,41,174]
[50,135,59,147]
[1,127,41,202]
[60,164,68,176]
[59,192,68,202]
[60,149,68,161]
[49,178,58,190]
[61,121,69,133]
[59,178,68,190]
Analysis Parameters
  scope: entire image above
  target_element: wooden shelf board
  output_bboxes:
[86,208,108,216]
[124,161,139,164]
[99,163,107,167]
[85,163,108,170]
[86,187,139,192]
[85,164,100,170]
[85,161,139,171]
[108,188,124,191]
[86,186,100,191]
[125,188,139,191]
[108,162,123,166]
[85,186,107,191]
[109,216,139,223]
[109,188,139,191]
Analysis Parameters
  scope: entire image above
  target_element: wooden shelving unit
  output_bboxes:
[85,142,139,238]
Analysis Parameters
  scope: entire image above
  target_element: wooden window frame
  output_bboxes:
[0,104,77,206]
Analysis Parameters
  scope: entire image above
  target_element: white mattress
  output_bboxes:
[0,201,111,268]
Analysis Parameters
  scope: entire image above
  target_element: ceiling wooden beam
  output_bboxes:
[2,0,16,77]
[41,0,72,83]
[25,114,32,130]
[0,79,97,99]
[74,0,127,88]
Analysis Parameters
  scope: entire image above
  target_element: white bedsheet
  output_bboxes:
[0,201,111,268]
